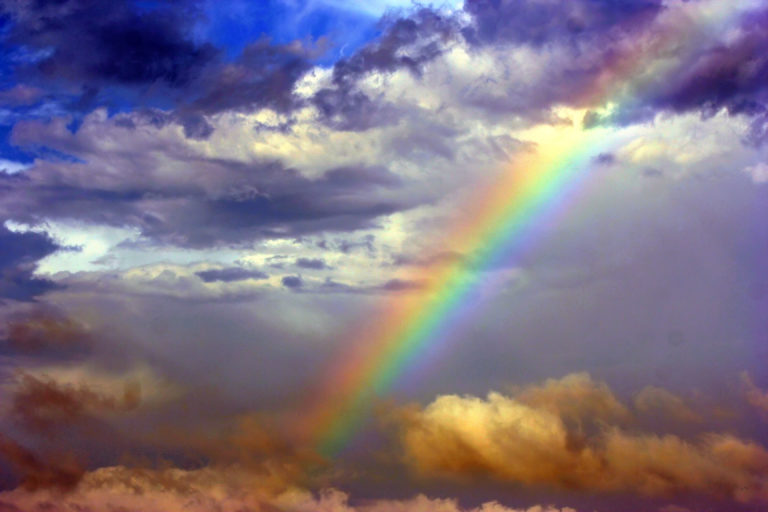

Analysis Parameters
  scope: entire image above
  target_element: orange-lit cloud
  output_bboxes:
[2,308,92,354]
[0,434,83,492]
[0,464,578,512]
[633,386,702,425]
[399,374,768,503]
[9,372,141,434]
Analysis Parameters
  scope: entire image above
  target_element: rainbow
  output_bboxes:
[298,1,750,457]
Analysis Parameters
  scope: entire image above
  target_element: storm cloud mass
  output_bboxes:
[0,0,767,511]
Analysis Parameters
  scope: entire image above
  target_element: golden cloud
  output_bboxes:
[0,464,579,512]
[399,373,768,503]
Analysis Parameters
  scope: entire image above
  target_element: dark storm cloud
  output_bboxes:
[195,267,268,283]
[0,223,59,301]
[1,0,215,88]
[461,0,663,47]
[0,0,313,138]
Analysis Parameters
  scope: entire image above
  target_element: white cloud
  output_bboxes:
[743,162,768,184]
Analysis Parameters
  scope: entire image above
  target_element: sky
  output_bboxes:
[0,0,767,511]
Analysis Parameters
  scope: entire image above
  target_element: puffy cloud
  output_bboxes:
[513,372,631,427]
[0,464,579,512]
[278,489,577,512]
[0,464,274,512]
[399,374,768,503]
[312,8,459,130]
[2,110,420,248]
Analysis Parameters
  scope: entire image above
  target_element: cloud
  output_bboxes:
[183,38,312,118]
[743,162,768,184]
[9,372,141,435]
[0,0,316,138]
[0,464,579,512]
[0,223,60,301]
[0,0,216,118]
[741,372,768,420]
[0,85,43,107]
[587,2,768,133]
[379,278,425,291]
[195,267,269,283]
[1,110,420,247]
[315,0,768,138]
[513,372,631,427]
[643,6,768,117]
[282,275,304,289]
[1,306,92,357]
[312,8,459,130]
[296,258,330,270]
[398,374,768,503]
[0,3,765,511]
[461,0,662,47]
[0,434,84,492]
[634,386,702,425]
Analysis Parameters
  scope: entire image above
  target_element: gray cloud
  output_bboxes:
[195,267,268,283]
[312,8,459,131]
[0,223,59,301]
[0,113,421,248]
[281,275,303,289]
[295,258,329,270]
[461,0,662,47]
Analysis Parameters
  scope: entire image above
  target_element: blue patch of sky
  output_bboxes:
[0,125,33,164]
[198,0,384,66]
